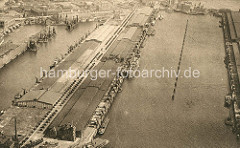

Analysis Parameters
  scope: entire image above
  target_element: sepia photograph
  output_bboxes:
[0,0,240,147]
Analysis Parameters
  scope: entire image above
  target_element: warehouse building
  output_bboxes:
[14,90,62,109]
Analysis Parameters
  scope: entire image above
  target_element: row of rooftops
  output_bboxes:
[14,14,124,106]
[17,90,61,105]
[117,27,138,41]
[231,12,240,23]
[14,5,147,113]
[50,25,143,131]
[231,12,240,39]
[226,11,240,41]
[128,7,153,27]
[86,25,118,43]
[15,40,100,106]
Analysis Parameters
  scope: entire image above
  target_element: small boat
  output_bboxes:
[224,94,232,108]
[159,15,164,20]
[35,77,42,83]
[151,21,156,26]
[27,40,38,52]
[0,110,5,116]
[53,27,56,35]
[0,35,4,46]
[98,117,110,135]
[14,93,21,99]
[88,18,94,22]
[81,19,87,23]
[87,138,109,148]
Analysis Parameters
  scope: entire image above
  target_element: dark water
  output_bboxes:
[103,13,240,147]
[0,23,96,110]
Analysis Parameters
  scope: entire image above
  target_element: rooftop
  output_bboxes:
[18,90,46,102]
[38,90,62,105]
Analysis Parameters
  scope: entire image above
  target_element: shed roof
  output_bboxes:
[38,90,62,105]
[232,12,240,23]
[19,90,46,102]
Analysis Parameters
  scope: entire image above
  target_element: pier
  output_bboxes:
[17,6,153,147]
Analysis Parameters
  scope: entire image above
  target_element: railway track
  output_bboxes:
[20,9,135,148]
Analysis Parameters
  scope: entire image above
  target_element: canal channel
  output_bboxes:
[0,22,96,110]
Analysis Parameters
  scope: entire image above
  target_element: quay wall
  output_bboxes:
[49,15,145,132]
[0,43,27,69]
[222,11,240,138]
[17,6,152,147]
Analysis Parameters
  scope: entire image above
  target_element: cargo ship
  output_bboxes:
[98,117,110,135]
[38,26,56,43]
[66,16,79,31]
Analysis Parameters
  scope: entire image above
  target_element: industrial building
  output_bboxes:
[0,17,16,30]
[14,90,61,109]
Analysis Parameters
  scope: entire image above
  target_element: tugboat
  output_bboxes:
[98,117,110,135]
[27,40,38,52]
[0,110,5,116]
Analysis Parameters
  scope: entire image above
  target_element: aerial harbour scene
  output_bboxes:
[0,0,240,147]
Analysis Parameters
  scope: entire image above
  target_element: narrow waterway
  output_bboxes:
[0,22,96,110]
[103,13,240,147]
